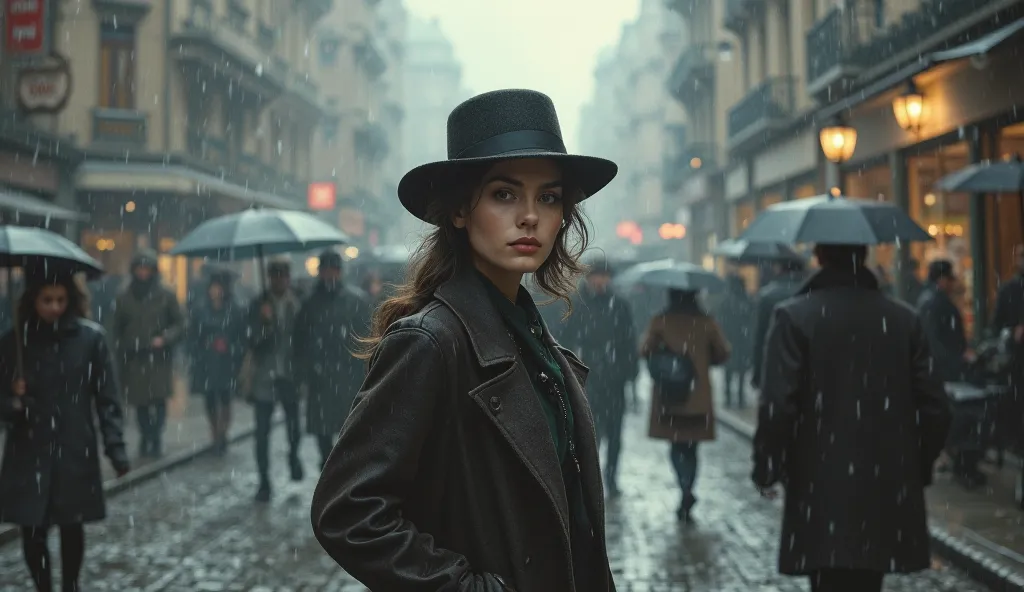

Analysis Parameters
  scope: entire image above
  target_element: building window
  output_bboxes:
[228,0,250,34]
[189,0,213,27]
[99,24,136,109]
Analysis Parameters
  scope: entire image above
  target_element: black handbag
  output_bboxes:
[646,345,697,405]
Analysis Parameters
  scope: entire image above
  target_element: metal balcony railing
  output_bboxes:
[727,76,796,140]
[668,43,715,105]
[92,108,147,149]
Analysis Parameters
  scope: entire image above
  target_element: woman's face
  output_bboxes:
[208,282,225,304]
[454,158,565,286]
[35,285,69,324]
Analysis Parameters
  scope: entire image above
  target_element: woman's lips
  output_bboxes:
[511,243,540,254]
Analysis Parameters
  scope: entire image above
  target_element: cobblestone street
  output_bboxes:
[0,402,994,591]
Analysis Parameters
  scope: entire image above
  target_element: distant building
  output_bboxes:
[397,15,471,245]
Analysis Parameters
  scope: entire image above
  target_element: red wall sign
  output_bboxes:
[5,0,49,57]
[307,182,337,211]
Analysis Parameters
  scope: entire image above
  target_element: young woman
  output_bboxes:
[0,271,129,592]
[187,272,247,455]
[311,90,619,592]
[640,288,730,524]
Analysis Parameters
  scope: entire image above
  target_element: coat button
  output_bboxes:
[537,372,549,383]
[489,396,502,413]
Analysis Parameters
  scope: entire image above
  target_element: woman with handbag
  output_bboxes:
[310,89,618,592]
[640,288,730,523]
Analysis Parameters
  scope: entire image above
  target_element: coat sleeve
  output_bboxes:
[291,301,312,386]
[910,315,952,486]
[639,316,662,359]
[91,329,129,472]
[752,307,803,488]
[309,327,473,592]
[160,292,186,346]
[706,318,731,367]
[750,293,772,388]
[0,336,23,423]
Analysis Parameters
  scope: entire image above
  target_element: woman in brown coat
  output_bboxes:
[640,288,730,523]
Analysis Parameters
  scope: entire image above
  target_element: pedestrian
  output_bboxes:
[310,89,618,592]
[717,273,754,407]
[917,259,972,383]
[111,248,185,459]
[753,243,951,592]
[0,270,130,592]
[562,254,636,498]
[293,250,371,468]
[640,288,730,523]
[750,258,805,389]
[243,258,304,502]
[187,272,247,455]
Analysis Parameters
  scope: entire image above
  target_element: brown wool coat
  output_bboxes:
[641,312,730,442]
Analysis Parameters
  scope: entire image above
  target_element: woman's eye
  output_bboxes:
[494,189,515,201]
[539,193,562,204]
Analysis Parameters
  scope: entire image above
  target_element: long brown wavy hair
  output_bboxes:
[358,160,591,358]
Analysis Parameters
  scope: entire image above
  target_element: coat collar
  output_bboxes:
[434,264,518,369]
[797,266,879,296]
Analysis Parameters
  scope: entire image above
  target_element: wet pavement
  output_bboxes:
[0,389,994,590]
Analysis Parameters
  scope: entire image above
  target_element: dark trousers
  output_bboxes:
[136,401,167,456]
[669,441,699,509]
[809,568,883,592]
[724,368,746,407]
[593,393,625,489]
[253,380,301,483]
[316,434,334,469]
[21,524,85,592]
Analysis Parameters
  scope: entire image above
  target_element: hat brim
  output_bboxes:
[397,151,618,224]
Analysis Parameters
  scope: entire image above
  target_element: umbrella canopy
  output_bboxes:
[0,225,103,278]
[614,259,726,293]
[738,195,932,246]
[170,209,349,259]
[711,238,805,264]
[936,157,1024,193]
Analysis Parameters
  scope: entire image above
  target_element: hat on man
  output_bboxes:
[267,257,291,277]
[319,249,343,270]
[397,89,618,224]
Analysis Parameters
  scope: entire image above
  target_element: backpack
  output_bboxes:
[646,345,697,405]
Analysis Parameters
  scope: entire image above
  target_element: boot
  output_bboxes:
[255,478,272,503]
[289,453,304,482]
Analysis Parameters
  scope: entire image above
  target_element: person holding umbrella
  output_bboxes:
[111,248,185,460]
[750,257,806,390]
[0,269,129,592]
[310,89,617,591]
[244,258,304,502]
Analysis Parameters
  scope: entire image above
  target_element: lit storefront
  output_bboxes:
[832,31,1024,334]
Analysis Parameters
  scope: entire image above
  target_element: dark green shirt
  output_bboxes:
[478,273,575,464]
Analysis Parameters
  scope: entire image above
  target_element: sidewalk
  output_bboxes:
[0,376,257,546]
[710,368,1024,592]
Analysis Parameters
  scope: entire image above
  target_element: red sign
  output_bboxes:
[5,0,49,57]
[307,182,336,210]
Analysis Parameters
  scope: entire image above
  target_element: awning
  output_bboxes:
[818,17,1024,122]
[75,162,301,210]
[0,187,86,222]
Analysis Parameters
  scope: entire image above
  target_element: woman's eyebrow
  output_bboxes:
[483,175,563,189]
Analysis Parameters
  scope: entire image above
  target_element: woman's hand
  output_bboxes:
[11,379,25,397]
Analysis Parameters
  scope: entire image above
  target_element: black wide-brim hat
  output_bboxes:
[398,89,618,224]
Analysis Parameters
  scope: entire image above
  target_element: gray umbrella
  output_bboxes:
[711,238,805,264]
[170,209,349,260]
[614,259,725,293]
[936,156,1024,194]
[0,225,103,279]
[738,194,932,246]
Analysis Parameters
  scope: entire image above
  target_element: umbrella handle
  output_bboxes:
[257,244,267,296]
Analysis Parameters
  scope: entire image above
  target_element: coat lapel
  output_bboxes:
[435,267,573,534]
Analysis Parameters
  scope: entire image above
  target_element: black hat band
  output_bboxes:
[455,129,566,159]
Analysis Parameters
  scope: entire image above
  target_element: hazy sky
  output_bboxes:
[402,0,641,151]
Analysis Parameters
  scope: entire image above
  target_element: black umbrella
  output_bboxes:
[0,226,105,378]
[614,259,726,293]
[738,194,932,246]
[170,209,348,292]
[711,238,805,264]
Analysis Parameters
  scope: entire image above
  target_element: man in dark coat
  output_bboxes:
[111,249,185,459]
[561,256,636,497]
[753,244,951,592]
[294,250,371,468]
[751,259,805,390]
[916,260,970,383]
[717,273,755,407]
[993,246,1024,402]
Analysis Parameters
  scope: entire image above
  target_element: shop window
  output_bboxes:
[793,183,817,199]
[732,200,755,236]
[98,24,136,109]
[908,142,973,334]
[759,192,783,210]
